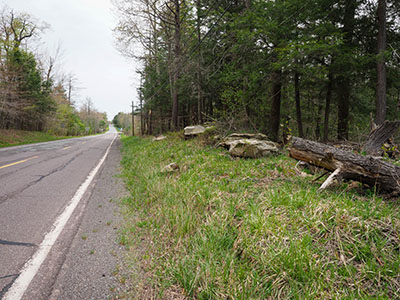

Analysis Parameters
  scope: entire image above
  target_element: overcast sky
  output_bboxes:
[2,0,141,120]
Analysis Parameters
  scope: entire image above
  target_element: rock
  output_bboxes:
[161,163,180,173]
[219,132,269,149]
[153,135,167,141]
[228,133,269,140]
[184,125,206,137]
[228,139,278,158]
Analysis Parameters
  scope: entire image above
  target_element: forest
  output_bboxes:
[0,6,108,136]
[114,0,400,142]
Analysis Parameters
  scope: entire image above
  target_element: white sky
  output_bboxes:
[2,0,141,120]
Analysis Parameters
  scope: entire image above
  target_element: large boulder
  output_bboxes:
[228,139,278,158]
[184,125,206,137]
[219,132,269,149]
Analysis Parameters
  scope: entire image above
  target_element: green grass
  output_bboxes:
[119,135,400,299]
[0,129,73,148]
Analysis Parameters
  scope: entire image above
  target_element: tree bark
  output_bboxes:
[315,95,323,141]
[363,120,400,155]
[337,0,357,140]
[323,73,333,142]
[294,71,304,137]
[376,0,387,125]
[289,137,400,194]
[196,0,203,124]
[269,70,282,142]
[171,0,181,130]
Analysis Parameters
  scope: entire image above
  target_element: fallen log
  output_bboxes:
[363,120,400,155]
[289,137,400,194]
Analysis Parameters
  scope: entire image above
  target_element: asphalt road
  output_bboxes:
[0,126,125,299]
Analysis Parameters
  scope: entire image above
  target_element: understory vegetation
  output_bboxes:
[118,135,400,299]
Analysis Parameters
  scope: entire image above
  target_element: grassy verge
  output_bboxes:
[0,129,73,148]
[119,135,400,299]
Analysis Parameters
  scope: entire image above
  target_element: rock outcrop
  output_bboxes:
[219,133,278,158]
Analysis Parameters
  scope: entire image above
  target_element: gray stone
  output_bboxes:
[228,139,278,158]
[219,133,269,149]
[161,163,180,173]
[228,133,269,140]
[184,125,206,136]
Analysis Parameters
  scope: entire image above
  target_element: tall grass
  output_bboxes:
[119,135,400,299]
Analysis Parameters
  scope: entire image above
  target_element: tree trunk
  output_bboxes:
[376,0,387,125]
[337,0,357,140]
[363,120,400,155]
[289,137,400,194]
[149,109,153,135]
[337,81,350,140]
[269,70,282,141]
[315,96,323,141]
[171,0,181,130]
[294,71,304,137]
[196,0,203,125]
[323,73,333,142]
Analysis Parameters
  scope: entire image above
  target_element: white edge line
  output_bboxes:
[3,134,117,300]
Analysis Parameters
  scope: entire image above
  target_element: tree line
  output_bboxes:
[114,0,400,141]
[0,6,108,135]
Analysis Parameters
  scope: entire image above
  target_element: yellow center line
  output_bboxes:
[81,142,87,145]
[62,146,72,151]
[0,156,39,170]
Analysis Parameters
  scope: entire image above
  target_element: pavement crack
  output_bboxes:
[0,240,37,247]
[0,274,18,298]
[0,152,84,205]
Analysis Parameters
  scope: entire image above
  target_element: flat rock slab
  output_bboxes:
[184,125,206,136]
[229,139,278,158]
[228,133,269,140]
[219,132,269,149]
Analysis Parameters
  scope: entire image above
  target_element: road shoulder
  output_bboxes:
[49,138,127,299]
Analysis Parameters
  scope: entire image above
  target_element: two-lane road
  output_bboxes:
[0,126,119,299]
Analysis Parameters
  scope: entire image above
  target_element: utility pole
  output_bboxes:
[139,92,144,135]
[131,101,135,136]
